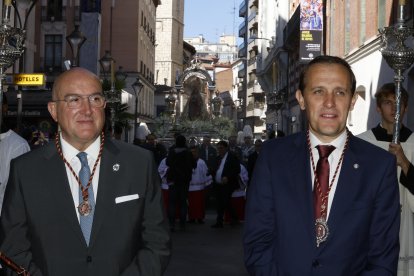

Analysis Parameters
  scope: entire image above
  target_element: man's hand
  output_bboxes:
[389,143,410,176]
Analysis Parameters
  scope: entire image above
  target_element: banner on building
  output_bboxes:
[299,0,323,63]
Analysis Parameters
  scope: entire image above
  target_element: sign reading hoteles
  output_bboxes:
[8,74,45,86]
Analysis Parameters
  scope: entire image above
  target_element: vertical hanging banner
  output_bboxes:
[299,0,323,63]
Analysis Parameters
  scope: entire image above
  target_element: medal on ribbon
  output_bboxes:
[78,200,92,216]
[315,217,329,247]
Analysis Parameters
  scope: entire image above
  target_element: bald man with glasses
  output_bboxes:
[0,67,170,275]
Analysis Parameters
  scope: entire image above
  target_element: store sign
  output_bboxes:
[13,74,45,86]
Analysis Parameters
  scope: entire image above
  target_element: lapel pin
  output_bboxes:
[113,164,120,171]
[353,163,359,169]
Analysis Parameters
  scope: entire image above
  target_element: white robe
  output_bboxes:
[358,130,414,276]
[189,158,212,191]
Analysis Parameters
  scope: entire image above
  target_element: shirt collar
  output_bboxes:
[309,129,347,152]
[60,133,101,163]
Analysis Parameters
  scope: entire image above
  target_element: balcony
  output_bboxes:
[247,55,256,66]
[238,42,246,57]
[249,0,258,9]
[238,65,246,78]
[238,87,246,99]
[239,21,246,37]
[248,10,257,23]
[239,1,247,17]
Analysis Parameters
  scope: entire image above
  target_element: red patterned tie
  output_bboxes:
[314,145,335,220]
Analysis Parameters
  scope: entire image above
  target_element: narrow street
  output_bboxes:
[164,210,249,276]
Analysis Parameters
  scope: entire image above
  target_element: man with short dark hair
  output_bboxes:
[212,140,240,228]
[244,56,400,275]
[166,134,195,231]
[198,135,217,174]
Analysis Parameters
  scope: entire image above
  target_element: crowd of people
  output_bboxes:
[137,128,280,232]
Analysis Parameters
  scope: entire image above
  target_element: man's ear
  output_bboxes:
[296,90,305,110]
[47,102,58,122]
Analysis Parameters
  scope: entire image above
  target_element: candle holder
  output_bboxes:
[379,3,414,143]
[0,2,26,138]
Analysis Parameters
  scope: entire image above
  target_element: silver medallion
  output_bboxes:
[78,200,92,216]
[315,217,329,247]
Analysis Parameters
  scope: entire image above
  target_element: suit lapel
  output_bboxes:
[89,139,120,247]
[319,137,362,250]
[44,144,86,244]
[289,134,315,242]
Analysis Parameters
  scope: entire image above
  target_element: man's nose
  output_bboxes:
[79,97,93,111]
[323,93,335,107]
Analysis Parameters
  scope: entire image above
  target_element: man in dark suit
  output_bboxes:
[211,140,240,228]
[0,68,170,275]
[198,135,217,174]
[244,56,400,275]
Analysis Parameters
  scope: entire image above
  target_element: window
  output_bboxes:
[44,35,63,71]
[47,0,62,21]
[81,0,101,13]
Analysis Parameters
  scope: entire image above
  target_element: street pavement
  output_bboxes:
[164,210,249,276]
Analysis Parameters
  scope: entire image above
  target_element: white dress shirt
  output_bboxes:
[309,130,347,220]
[215,152,228,183]
[61,134,101,221]
[0,130,30,213]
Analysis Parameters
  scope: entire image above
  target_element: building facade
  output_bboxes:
[3,0,160,143]
[155,0,185,87]
[254,0,414,136]
[184,34,238,63]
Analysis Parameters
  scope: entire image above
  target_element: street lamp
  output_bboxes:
[115,66,128,81]
[12,0,38,132]
[0,0,29,139]
[131,77,143,140]
[99,50,120,136]
[66,25,86,67]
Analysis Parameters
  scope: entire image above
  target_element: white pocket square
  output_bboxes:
[115,194,139,204]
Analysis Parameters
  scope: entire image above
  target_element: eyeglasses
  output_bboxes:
[53,94,106,109]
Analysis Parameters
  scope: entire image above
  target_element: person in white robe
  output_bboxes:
[358,83,414,276]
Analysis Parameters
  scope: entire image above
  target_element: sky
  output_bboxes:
[184,0,243,43]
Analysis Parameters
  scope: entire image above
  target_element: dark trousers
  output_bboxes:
[214,183,238,224]
[168,184,188,227]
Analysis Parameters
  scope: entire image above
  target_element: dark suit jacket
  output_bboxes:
[198,144,217,173]
[214,151,240,190]
[244,132,400,276]
[247,151,259,183]
[0,139,171,276]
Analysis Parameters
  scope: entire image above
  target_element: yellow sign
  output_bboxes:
[13,74,45,86]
